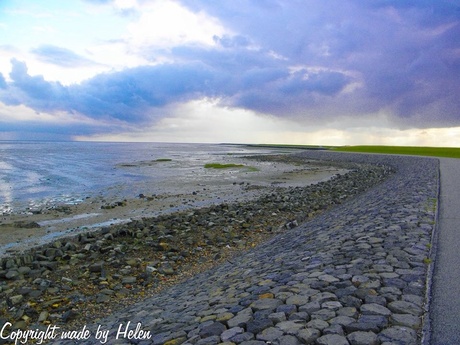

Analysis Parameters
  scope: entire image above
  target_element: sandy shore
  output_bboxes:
[0,155,345,256]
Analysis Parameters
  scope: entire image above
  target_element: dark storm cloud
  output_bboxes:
[30,45,98,68]
[6,59,69,107]
[181,0,460,126]
[2,0,460,130]
[1,52,353,123]
[1,60,219,123]
[68,63,216,121]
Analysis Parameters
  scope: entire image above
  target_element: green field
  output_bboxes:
[332,145,460,158]
[246,143,460,158]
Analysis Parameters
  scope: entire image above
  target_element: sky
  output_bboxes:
[0,0,459,146]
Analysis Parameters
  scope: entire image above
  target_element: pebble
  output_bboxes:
[0,151,438,345]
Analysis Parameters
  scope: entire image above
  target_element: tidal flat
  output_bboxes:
[0,154,344,253]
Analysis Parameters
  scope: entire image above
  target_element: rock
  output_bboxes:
[359,303,392,316]
[229,332,254,343]
[227,309,253,328]
[38,311,49,323]
[276,335,301,345]
[9,295,24,305]
[195,335,221,345]
[216,312,235,323]
[316,334,350,345]
[322,301,343,311]
[319,274,339,283]
[286,295,310,306]
[164,338,187,345]
[299,301,321,314]
[256,327,284,342]
[96,294,110,303]
[246,319,273,334]
[347,331,379,345]
[5,270,19,280]
[276,304,297,316]
[122,276,136,284]
[275,321,305,334]
[387,300,422,316]
[289,312,309,322]
[199,322,227,338]
[323,324,344,335]
[306,319,329,331]
[221,327,244,342]
[269,312,287,323]
[310,292,338,304]
[389,313,421,328]
[239,341,266,345]
[89,262,104,272]
[329,316,355,326]
[146,265,157,273]
[62,310,78,323]
[344,315,388,333]
[310,308,336,321]
[11,321,27,330]
[18,266,32,275]
[296,328,321,344]
[160,262,175,275]
[378,326,418,345]
[337,307,358,318]
[250,298,283,311]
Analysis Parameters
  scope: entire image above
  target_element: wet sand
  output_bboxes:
[0,155,345,256]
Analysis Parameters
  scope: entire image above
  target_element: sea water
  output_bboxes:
[0,141,281,214]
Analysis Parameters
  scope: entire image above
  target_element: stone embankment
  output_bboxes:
[2,151,438,345]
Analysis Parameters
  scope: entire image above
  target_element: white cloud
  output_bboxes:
[114,0,138,11]
[126,0,229,50]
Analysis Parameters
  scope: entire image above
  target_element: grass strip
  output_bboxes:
[333,145,460,159]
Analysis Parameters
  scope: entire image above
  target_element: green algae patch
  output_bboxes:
[204,163,245,169]
[204,163,259,171]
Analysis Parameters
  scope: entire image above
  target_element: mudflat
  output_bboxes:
[0,155,344,255]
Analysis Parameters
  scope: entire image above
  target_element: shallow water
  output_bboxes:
[0,141,283,214]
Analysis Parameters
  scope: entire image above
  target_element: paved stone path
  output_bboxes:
[428,158,460,345]
[47,151,439,345]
